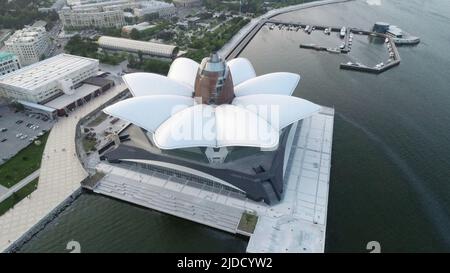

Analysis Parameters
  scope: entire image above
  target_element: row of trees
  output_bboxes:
[65,35,126,65]
[0,0,58,29]
[185,17,250,62]
[128,53,171,75]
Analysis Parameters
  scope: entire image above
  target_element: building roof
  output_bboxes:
[44,83,99,109]
[17,100,57,113]
[98,36,178,58]
[103,56,321,150]
[0,52,16,63]
[0,54,98,91]
[5,26,47,44]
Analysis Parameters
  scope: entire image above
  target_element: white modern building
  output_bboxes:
[93,54,334,253]
[0,54,99,103]
[0,52,21,76]
[60,0,177,29]
[98,36,179,59]
[133,1,176,18]
[173,0,202,8]
[59,6,126,29]
[4,26,51,66]
[122,22,155,35]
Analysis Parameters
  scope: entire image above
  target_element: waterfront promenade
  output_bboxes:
[0,84,127,252]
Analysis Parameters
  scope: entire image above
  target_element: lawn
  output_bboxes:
[86,112,108,127]
[82,137,97,152]
[0,132,49,188]
[237,212,258,234]
[0,178,38,216]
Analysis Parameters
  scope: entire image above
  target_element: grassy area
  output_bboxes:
[0,132,49,188]
[82,137,97,152]
[237,212,258,234]
[0,178,39,216]
[87,112,108,127]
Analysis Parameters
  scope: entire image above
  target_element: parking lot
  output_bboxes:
[0,106,55,164]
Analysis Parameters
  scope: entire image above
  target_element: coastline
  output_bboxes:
[4,0,351,253]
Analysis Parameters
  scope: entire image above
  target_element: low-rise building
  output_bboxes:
[0,52,21,76]
[4,26,51,66]
[0,54,99,104]
[173,0,202,8]
[59,6,126,29]
[98,36,179,59]
[122,22,155,35]
[133,1,177,18]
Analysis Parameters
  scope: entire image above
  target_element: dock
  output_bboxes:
[267,19,402,74]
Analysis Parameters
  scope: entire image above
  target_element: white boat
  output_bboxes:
[305,25,310,33]
[340,26,346,38]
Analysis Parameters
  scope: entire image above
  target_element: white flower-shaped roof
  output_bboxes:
[104,57,321,150]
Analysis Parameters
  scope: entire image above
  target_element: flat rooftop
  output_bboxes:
[0,54,98,91]
[44,83,99,109]
[98,36,177,57]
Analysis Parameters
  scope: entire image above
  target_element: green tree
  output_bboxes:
[130,28,140,40]
[137,50,144,64]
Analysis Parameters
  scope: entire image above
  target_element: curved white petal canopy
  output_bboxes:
[123,73,193,97]
[111,56,322,150]
[153,104,279,149]
[103,95,194,133]
[234,72,300,97]
[232,94,321,130]
[167,57,199,89]
[227,57,256,86]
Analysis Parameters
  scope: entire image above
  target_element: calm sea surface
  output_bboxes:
[19,0,450,252]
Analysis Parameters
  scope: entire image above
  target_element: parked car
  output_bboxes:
[16,120,23,124]
[0,128,7,132]
[1,138,7,142]
[16,133,23,138]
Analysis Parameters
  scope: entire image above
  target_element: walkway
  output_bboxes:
[0,83,127,252]
[0,169,40,203]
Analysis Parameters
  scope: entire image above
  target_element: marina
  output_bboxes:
[266,20,405,74]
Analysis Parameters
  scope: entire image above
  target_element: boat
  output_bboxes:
[305,25,310,33]
[340,26,346,38]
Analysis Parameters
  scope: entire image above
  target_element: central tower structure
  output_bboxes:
[194,53,234,105]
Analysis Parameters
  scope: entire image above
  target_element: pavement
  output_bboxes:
[0,169,40,203]
[0,185,7,197]
[0,83,127,252]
